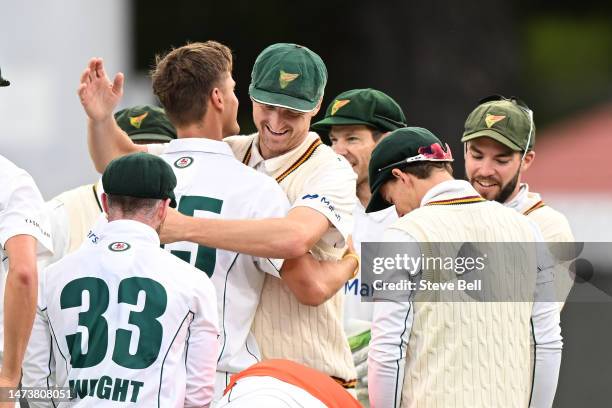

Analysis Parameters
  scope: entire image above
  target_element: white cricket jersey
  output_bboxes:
[344,203,397,328]
[22,220,219,408]
[0,154,52,360]
[154,138,291,380]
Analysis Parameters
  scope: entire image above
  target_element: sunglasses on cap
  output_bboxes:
[377,142,454,173]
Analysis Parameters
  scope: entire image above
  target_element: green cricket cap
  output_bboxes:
[461,95,535,152]
[114,105,177,143]
[102,152,177,208]
[249,43,327,112]
[367,127,453,213]
[312,88,407,134]
[0,67,10,87]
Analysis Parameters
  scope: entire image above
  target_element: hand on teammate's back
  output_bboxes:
[78,57,124,121]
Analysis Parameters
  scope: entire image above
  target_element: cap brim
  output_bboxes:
[0,79,10,87]
[311,116,375,132]
[366,183,393,213]
[129,133,174,143]
[250,88,317,113]
[461,129,522,151]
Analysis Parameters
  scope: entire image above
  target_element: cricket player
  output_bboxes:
[77,42,359,397]
[172,43,358,389]
[365,127,562,408]
[217,359,361,408]
[0,68,52,404]
[462,95,575,306]
[23,152,220,407]
[312,88,406,401]
[40,105,176,267]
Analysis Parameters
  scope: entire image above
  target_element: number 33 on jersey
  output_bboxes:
[22,220,219,408]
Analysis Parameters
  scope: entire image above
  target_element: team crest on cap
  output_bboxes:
[485,114,506,128]
[129,112,149,129]
[331,99,350,115]
[109,242,131,252]
[174,156,194,168]
[279,70,299,89]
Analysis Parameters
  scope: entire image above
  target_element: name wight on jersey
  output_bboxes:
[69,376,144,403]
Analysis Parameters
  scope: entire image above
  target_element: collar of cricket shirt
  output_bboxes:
[163,137,235,157]
[505,183,543,214]
[420,179,482,207]
[101,219,160,247]
[249,131,321,176]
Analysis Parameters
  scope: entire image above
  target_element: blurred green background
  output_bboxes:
[133,0,612,179]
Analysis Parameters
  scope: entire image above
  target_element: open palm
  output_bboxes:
[78,57,124,121]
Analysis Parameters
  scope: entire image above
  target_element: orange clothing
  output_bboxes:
[224,359,362,408]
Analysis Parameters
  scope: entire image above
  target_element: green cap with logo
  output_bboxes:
[461,95,535,152]
[102,152,177,208]
[114,105,177,143]
[249,43,327,112]
[0,67,10,87]
[367,127,453,213]
[312,88,407,133]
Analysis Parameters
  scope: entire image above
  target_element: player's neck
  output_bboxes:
[357,181,371,208]
[176,120,223,141]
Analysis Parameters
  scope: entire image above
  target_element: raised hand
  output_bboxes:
[77,57,124,122]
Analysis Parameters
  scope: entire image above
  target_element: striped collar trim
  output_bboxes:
[523,200,546,215]
[275,139,321,183]
[424,195,486,206]
[243,138,322,183]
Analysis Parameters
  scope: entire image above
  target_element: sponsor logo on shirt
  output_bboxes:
[174,157,194,168]
[301,194,342,222]
[345,278,372,297]
[87,230,100,244]
[25,218,51,239]
[108,242,131,252]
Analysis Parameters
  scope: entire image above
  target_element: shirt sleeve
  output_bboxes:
[528,222,563,408]
[251,178,292,277]
[368,227,418,408]
[185,277,219,408]
[21,268,55,408]
[291,155,357,240]
[0,165,52,254]
[37,199,70,270]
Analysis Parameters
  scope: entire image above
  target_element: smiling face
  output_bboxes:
[252,101,320,159]
[464,137,534,203]
[329,125,379,186]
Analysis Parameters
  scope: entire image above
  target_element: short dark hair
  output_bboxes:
[151,41,233,127]
[106,194,161,217]
[398,161,453,179]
